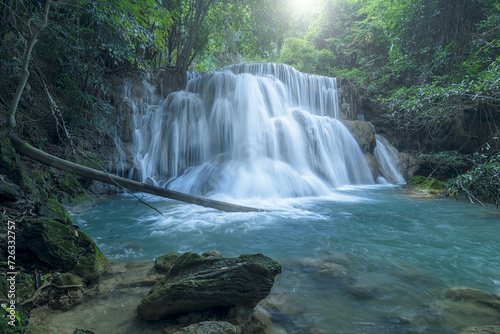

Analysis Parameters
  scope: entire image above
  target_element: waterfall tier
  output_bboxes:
[123,63,379,199]
[374,134,406,184]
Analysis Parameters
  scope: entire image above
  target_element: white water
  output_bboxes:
[374,134,406,184]
[124,63,377,199]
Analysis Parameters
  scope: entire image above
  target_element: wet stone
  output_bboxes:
[137,252,281,321]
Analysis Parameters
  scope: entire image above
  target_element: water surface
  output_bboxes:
[71,186,500,333]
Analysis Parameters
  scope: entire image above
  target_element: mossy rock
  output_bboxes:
[0,180,24,201]
[36,196,72,225]
[72,243,108,283]
[48,273,84,310]
[0,138,45,201]
[20,218,107,283]
[58,175,82,196]
[74,193,92,205]
[27,170,49,200]
[405,175,446,194]
[138,252,282,320]
[0,273,35,302]
[154,251,180,274]
[0,138,23,184]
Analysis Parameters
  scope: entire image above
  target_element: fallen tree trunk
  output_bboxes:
[8,132,262,213]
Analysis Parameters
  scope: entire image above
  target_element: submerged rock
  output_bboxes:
[445,287,500,310]
[172,321,241,334]
[430,286,500,331]
[137,252,281,321]
[460,326,500,334]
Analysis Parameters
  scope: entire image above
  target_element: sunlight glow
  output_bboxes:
[291,0,318,14]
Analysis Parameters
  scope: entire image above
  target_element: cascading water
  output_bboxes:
[374,134,406,184]
[125,63,377,199]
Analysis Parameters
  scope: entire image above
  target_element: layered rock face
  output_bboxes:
[137,251,282,322]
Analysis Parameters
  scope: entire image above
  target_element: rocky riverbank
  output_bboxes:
[0,137,110,333]
[23,248,500,334]
[26,251,282,334]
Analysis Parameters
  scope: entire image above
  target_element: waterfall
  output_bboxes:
[374,134,406,184]
[123,63,378,199]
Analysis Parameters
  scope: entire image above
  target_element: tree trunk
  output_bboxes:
[0,0,50,136]
[7,132,262,213]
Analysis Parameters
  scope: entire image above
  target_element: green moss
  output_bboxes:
[15,273,36,302]
[31,170,48,186]
[20,218,107,283]
[74,193,92,205]
[58,174,82,196]
[406,175,446,194]
[52,272,83,287]
[0,138,41,200]
[239,253,282,275]
[170,252,204,274]
[0,138,19,174]
[27,170,49,200]
[43,196,72,224]
[72,233,107,283]
[21,218,80,271]
[154,251,180,274]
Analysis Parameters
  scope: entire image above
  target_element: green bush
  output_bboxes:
[447,135,500,206]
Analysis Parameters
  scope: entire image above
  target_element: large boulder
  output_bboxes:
[19,218,107,284]
[137,252,282,321]
[342,120,376,154]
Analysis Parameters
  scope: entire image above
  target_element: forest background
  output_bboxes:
[0,0,499,205]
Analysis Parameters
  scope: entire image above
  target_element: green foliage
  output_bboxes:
[1,0,290,132]
[175,0,290,70]
[447,136,500,206]
[417,151,469,178]
[279,38,335,75]
[0,303,28,334]
[385,56,500,133]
